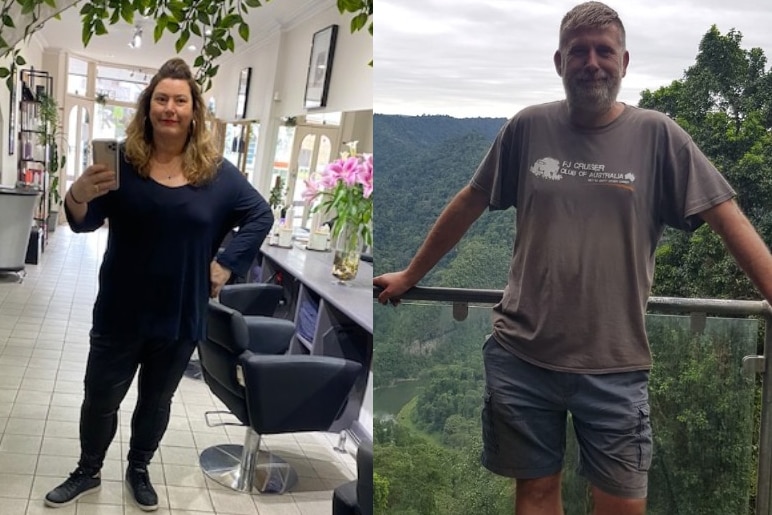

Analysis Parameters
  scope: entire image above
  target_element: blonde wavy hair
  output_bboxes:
[124,58,220,185]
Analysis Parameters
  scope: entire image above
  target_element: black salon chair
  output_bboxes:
[219,283,283,316]
[198,300,362,494]
[332,440,373,515]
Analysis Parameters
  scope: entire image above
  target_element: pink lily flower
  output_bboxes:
[302,178,319,203]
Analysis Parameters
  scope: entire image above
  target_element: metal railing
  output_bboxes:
[374,286,772,514]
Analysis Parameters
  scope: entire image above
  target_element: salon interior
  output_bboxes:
[0,0,373,513]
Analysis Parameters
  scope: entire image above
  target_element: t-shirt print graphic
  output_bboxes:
[529,157,562,180]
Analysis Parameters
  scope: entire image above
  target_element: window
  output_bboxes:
[67,56,88,96]
[305,111,341,126]
[96,65,150,104]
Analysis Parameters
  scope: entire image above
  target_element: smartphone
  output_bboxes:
[92,138,120,190]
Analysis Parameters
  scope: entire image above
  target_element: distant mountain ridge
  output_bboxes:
[374,113,506,151]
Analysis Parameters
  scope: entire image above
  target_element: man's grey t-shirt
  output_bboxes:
[470,101,735,373]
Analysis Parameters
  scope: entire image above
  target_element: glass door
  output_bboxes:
[65,100,91,192]
[285,124,340,229]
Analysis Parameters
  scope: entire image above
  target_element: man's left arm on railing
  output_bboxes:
[374,185,490,305]
[700,199,772,305]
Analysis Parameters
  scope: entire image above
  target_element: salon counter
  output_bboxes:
[259,242,373,442]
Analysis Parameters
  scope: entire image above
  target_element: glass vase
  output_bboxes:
[331,224,362,282]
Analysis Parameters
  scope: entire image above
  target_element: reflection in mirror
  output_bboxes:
[271,125,295,212]
[221,120,260,183]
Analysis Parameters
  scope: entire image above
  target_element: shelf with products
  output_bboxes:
[16,68,54,255]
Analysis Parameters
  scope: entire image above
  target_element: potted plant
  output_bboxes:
[303,142,373,281]
[38,91,67,231]
[268,176,285,212]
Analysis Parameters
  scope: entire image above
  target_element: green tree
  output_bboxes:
[413,364,484,433]
[640,26,772,300]
[373,472,390,513]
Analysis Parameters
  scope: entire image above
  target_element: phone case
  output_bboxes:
[92,139,120,189]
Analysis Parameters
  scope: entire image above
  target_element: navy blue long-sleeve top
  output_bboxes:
[64,151,273,341]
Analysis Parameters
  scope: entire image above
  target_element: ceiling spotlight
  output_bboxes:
[129,25,142,49]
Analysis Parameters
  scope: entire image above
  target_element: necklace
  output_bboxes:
[151,157,183,181]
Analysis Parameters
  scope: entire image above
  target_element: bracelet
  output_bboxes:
[69,189,86,205]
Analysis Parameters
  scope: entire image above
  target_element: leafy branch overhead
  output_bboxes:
[337,0,372,65]
[0,0,373,90]
[337,0,372,36]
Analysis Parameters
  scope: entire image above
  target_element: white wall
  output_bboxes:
[273,8,372,117]
[1,37,45,186]
[206,1,372,195]
[208,3,372,121]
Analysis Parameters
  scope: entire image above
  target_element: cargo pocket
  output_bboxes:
[635,401,652,471]
[481,388,499,455]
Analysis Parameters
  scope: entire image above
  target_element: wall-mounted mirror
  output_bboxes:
[235,67,251,119]
[217,119,260,184]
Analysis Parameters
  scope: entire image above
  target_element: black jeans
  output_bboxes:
[77,333,197,472]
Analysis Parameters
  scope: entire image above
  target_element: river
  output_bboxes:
[373,379,425,417]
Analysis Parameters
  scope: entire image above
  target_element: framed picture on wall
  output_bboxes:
[304,24,339,110]
[8,64,16,156]
[235,67,251,119]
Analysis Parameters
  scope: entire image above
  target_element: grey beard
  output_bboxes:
[564,77,620,114]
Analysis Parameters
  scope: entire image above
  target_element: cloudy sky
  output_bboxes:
[375,0,772,118]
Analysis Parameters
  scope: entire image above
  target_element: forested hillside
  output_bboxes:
[374,114,511,281]
[374,114,513,387]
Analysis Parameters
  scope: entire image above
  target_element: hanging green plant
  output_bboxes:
[337,0,372,65]
[94,91,108,105]
[0,0,373,91]
[36,91,67,208]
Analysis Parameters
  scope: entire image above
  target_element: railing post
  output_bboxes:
[757,312,772,515]
[452,302,469,321]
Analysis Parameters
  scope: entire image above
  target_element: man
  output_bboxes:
[374,2,772,514]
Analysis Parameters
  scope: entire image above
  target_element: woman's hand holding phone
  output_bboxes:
[69,164,118,204]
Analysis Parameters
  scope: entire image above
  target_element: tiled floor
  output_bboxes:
[0,226,356,514]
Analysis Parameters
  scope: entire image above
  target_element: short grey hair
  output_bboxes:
[559,2,626,50]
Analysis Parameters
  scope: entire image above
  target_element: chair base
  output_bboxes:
[200,444,298,494]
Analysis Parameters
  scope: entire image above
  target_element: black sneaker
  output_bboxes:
[44,468,101,507]
[126,465,159,511]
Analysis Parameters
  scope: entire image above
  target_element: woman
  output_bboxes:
[44,58,273,511]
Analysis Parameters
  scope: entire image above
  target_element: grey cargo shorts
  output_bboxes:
[481,335,652,499]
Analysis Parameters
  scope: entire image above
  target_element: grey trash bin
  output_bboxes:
[0,187,40,272]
